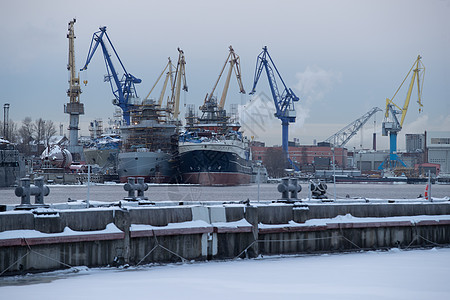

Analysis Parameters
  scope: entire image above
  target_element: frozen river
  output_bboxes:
[0,248,449,299]
[1,182,449,205]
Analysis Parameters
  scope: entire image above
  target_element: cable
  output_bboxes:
[136,231,189,266]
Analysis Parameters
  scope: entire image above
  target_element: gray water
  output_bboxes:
[1,183,449,205]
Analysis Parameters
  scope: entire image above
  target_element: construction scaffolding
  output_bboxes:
[120,100,176,153]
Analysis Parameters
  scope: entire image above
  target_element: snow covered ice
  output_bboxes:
[1,248,449,300]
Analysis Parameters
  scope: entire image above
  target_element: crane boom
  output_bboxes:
[144,58,174,107]
[250,46,300,167]
[384,55,424,128]
[202,46,245,111]
[324,107,382,148]
[80,26,141,125]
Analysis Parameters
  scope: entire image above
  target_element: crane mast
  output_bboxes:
[168,48,188,120]
[201,46,245,111]
[64,18,84,161]
[379,55,425,170]
[80,26,141,125]
[250,46,300,167]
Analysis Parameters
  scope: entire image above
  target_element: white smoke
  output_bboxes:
[293,66,342,130]
[238,66,342,146]
[238,92,280,145]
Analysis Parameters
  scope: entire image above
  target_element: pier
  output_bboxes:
[1,193,450,275]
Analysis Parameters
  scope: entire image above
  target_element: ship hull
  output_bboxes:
[182,171,251,186]
[117,151,172,183]
[179,146,252,186]
[84,148,119,168]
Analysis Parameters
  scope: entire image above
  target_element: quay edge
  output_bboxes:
[1,201,450,275]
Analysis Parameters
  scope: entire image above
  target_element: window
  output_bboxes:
[430,138,450,145]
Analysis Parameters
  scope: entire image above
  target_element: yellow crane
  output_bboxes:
[201,45,245,111]
[144,48,187,120]
[144,57,175,107]
[168,48,188,120]
[379,55,425,170]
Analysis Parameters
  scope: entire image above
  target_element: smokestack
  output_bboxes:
[3,103,10,140]
[372,132,376,151]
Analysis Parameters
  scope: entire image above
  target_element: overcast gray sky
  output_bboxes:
[1,0,449,150]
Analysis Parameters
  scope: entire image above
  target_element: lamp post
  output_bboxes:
[257,161,261,202]
[332,147,336,201]
[86,164,91,208]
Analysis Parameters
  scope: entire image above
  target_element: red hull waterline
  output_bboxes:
[120,174,171,184]
[182,172,251,186]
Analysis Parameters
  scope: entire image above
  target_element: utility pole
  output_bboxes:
[332,147,336,201]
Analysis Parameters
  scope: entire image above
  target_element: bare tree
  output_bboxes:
[7,121,18,143]
[44,120,57,147]
[263,147,288,178]
[0,120,18,142]
[34,118,45,154]
[18,117,35,154]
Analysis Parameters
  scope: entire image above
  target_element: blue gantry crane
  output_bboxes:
[250,46,300,168]
[80,26,141,125]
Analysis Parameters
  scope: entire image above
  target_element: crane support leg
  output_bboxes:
[383,132,406,169]
[281,121,289,159]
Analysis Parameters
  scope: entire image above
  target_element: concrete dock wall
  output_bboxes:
[1,201,450,275]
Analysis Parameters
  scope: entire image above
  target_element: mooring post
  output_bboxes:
[123,177,148,201]
[278,178,290,200]
[136,177,148,199]
[125,177,136,199]
[277,177,302,201]
[289,178,301,200]
[15,177,50,209]
[33,177,50,205]
[16,177,31,207]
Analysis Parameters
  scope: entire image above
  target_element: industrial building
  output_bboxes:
[427,131,450,174]
[251,145,347,174]
[406,133,426,153]
[252,131,450,178]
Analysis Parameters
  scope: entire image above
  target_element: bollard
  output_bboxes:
[124,177,136,199]
[277,177,302,201]
[310,180,327,199]
[289,178,301,199]
[123,177,149,201]
[278,178,290,200]
[34,177,50,205]
[15,177,50,209]
[136,177,148,199]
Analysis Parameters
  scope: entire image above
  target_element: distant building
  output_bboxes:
[414,163,440,176]
[353,150,389,172]
[427,131,450,174]
[251,145,347,172]
[250,140,265,147]
[406,133,425,153]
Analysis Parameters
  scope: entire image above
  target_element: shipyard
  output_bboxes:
[1,1,450,298]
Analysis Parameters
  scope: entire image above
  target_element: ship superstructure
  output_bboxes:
[179,96,252,185]
[178,46,251,185]
[118,99,177,183]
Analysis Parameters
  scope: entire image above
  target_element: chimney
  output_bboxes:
[372,132,376,151]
